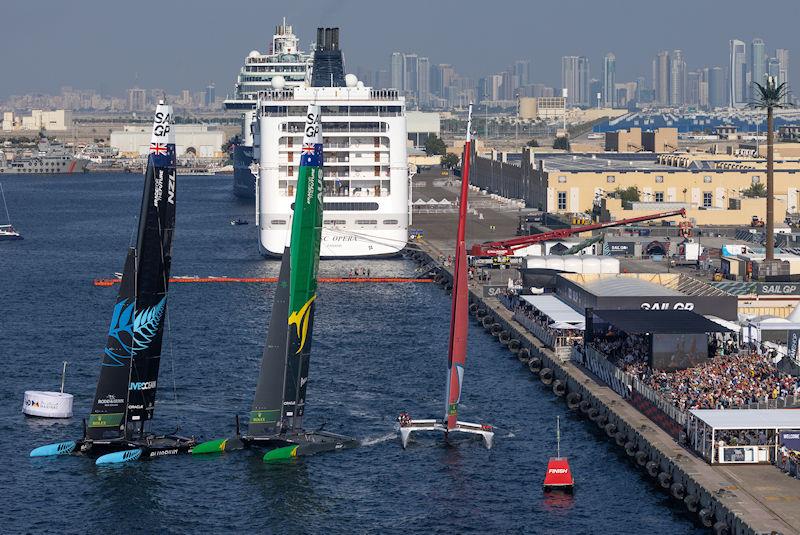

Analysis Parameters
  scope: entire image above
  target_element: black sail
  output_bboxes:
[126,133,176,427]
[248,246,291,435]
[87,249,138,439]
[87,102,176,440]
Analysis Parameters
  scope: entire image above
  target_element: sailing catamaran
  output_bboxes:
[398,104,494,449]
[30,101,197,464]
[193,104,357,461]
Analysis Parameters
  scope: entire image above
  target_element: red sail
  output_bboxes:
[444,109,473,430]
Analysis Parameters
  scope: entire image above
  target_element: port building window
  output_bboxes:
[557,191,567,210]
[606,176,616,183]
[558,175,567,183]
[703,176,712,183]
[655,192,664,202]
[703,192,713,208]
[655,176,664,183]
[752,176,761,184]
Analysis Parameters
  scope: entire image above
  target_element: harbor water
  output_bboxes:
[0,173,704,534]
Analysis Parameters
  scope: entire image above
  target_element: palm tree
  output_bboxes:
[752,77,790,261]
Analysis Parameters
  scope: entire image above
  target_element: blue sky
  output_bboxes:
[1,0,799,97]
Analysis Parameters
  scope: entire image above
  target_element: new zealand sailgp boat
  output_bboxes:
[193,104,357,461]
[30,101,197,464]
[398,104,494,449]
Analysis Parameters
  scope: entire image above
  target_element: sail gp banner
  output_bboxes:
[781,431,800,451]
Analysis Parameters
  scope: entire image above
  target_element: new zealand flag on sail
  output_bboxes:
[300,143,323,167]
[149,143,176,168]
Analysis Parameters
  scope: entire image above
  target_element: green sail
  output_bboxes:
[282,104,324,431]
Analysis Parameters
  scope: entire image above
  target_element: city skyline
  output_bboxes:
[2,0,800,100]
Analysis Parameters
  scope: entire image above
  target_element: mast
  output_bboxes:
[444,104,473,430]
[86,102,176,440]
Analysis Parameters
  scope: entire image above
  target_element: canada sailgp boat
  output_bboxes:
[30,101,197,464]
[193,104,357,461]
[398,104,493,449]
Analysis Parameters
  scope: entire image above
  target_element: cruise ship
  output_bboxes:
[256,28,409,258]
[0,140,89,174]
[224,19,312,199]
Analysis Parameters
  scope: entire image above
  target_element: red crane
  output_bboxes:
[469,208,686,257]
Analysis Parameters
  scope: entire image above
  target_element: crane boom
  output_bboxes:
[469,208,686,257]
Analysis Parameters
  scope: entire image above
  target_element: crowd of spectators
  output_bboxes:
[589,330,800,411]
[641,352,800,410]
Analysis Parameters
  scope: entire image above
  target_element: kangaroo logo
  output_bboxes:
[288,295,316,354]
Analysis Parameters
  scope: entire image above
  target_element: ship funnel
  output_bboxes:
[311,27,345,87]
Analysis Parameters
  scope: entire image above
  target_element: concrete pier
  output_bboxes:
[408,169,800,534]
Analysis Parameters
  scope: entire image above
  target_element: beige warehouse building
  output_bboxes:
[471,149,800,226]
[110,124,225,158]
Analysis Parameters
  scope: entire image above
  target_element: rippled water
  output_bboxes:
[0,173,704,534]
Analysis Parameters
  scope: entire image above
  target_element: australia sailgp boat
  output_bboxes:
[193,104,357,461]
[30,101,197,464]
[398,104,493,449]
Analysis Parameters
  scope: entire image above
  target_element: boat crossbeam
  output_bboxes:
[398,417,494,450]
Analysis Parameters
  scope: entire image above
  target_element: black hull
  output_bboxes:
[245,430,359,455]
[78,434,197,458]
[232,145,255,199]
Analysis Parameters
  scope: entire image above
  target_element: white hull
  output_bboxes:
[260,225,406,258]
[398,418,494,449]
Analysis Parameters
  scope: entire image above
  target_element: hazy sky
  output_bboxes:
[2,0,800,98]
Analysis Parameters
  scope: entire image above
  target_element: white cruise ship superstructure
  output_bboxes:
[224,19,312,199]
[256,82,409,257]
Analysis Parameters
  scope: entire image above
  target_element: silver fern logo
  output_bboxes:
[103,297,167,366]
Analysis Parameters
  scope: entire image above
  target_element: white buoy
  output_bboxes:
[23,361,73,418]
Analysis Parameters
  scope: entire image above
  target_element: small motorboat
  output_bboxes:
[230,218,249,226]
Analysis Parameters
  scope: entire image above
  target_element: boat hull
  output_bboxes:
[247,430,359,457]
[232,145,256,199]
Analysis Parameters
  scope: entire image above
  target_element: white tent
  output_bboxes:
[520,294,585,330]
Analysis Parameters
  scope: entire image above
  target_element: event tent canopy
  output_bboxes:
[689,409,800,431]
[592,309,732,334]
[520,294,585,330]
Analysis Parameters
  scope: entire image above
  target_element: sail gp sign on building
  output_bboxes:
[640,302,695,311]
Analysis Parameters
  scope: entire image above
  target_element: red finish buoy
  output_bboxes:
[543,457,574,491]
[543,416,574,492]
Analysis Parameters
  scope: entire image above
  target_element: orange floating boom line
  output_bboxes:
[93,277,434,287]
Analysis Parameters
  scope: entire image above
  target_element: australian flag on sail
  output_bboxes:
[149,143,176,168]
[300,143,323,167]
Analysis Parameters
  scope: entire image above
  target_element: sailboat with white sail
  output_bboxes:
[30,101,198,464]
[0,183,22,241]
[192,104,357,461]
[398,104,494,449]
